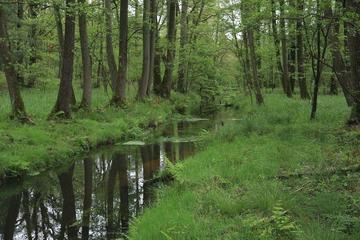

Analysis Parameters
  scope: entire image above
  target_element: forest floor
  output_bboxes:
[0,85,198,181]
[130,94,360,240]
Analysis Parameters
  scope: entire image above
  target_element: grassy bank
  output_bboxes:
[0,85,199,180]
[130,94,360,240]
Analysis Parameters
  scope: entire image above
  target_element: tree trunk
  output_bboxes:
[153,13,162,95]
[138,0,151,100]
[271,0,283,91]
[345,0,360,125]
[53,3,64,79]
[279,0,292,97]
[0,6,28,120]
[288,0,296,92]
[115,0,128,104]
[161,0,177,98]
[296,0,310,99]
[327,3,353,105]
[105,0,117,89]
[147,0,157,95]
[79,0,92,110]
[17,0,25,85]
[248,29,264,105]
[28,2,38,87]
[50,0,76,119]
[177,0,189,93]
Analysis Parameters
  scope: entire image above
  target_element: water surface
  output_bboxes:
[0,114,237,239]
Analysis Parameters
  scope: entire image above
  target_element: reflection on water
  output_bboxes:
[0,119,210,240]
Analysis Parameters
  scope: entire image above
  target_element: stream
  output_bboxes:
[0,112,239,240]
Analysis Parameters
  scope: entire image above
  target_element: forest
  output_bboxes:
[0,0,360,239]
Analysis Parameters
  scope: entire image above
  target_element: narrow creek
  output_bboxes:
[0,111,239,239]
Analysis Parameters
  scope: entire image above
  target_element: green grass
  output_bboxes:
[0,84,199,179]
[130,94,360,240]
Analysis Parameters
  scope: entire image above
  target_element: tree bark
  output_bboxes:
[17,0,25,85]
[79,0,92,110]
[111,0,128,105]
[105,0,117,89]
[296,0,310,99]
[28,2,38,87]
[147,0,157,95]
[279,0,292,97]
[138,0,151,100]
[248,29,264,105]
[153,11,162,96]
[345,0,360,124]
[161,0,177,98]
[50,0,76,118]
[53,3,64,79]
[271,0,283,91]
[0,6,28,120]
[177,0,189,93]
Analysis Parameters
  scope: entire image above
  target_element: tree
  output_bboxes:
[50,0,76,118]
[0,6,28,121]
[279,0,292,97]
[296,0,309,99]
[161,0,177,98]
[177,0,189,93]
[105,0,117,89]
[112,0,128,105]
[138,0,151,100]
[78,0,92,110]
[345,0,360,124]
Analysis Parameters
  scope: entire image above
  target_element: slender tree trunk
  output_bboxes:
[328,2,353,105]
[138,0,151,100]
[279,0,292,97]
[28,2,38,87]
[288,0,296,92]
[53,3,64,79]
[271,0,283,90]
[177,0,189,93]
[17,0,25,85]
[0,6,28,120]
[112,0,128,105]
[296,0,310,99]
[79,0,92,110]
[248,29,264,105]
[50,0,76,119]
[161,0,177,98]
[153,17,162,95]
[147,0,157,95]
[105,0,117,89]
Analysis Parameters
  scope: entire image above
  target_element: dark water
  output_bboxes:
[0,114,238,240]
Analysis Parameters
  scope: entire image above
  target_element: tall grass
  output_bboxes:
[130,94,360,240]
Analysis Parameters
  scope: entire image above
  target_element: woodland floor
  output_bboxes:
[130,94,360,240]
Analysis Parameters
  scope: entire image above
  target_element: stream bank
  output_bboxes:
[130,95,360,240]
